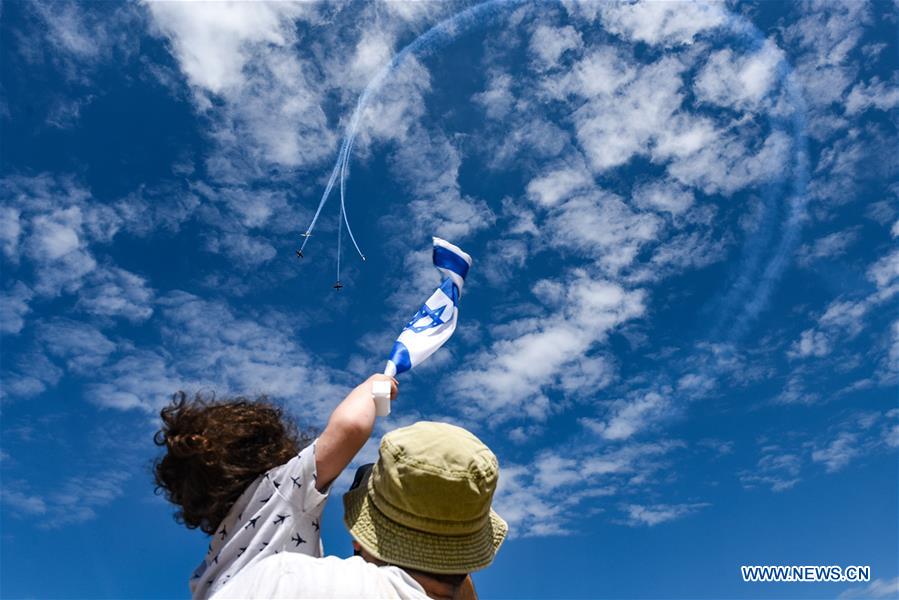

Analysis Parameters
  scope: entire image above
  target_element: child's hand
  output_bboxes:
[364,373,398,402]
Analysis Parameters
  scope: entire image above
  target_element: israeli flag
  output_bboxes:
[373,238,471,415]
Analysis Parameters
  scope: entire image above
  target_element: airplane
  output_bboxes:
[301,232,312,238]
[333,281,343,290]
[295,249,304,258]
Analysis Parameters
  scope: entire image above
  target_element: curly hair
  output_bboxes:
[153,391,315,535]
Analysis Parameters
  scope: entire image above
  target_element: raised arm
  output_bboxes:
[314,374,397,492]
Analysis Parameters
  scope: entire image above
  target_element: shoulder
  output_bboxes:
[266,439,318,483]
[212,554,420,599]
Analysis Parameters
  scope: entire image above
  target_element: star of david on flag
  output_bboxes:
[383,237,471,385]
[406,302,447,333]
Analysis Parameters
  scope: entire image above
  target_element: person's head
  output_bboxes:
[153,391,313,535]
[343,421,508,588]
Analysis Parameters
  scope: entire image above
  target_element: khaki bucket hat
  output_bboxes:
[343,421,508,574]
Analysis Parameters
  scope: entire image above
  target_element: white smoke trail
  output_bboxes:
[299,0,517,257]
[300,0,809,348]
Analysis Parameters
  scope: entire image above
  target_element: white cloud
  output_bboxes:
[0,205,22,261]
[1,352,64,400]
[643,228,729,280]
[545,190,661,275]
[775,372,819,406]
[204,230,277,268]
[788,328,832,359]
[494,464,576,538]
[36,319,117,374]
[694,40,784,111]
[800,247,899,363]
[781,0,871,139]
[811,432,859,472]
[27,208,83,260]
[1,470,131,528]
[529,24,582,68]
[796,228,860,266]
[540,42,790,199]
[677,373,717,395]
[147,1,336,174]
[622,502,709,526]
[839,577,899,600]
[380,0,442,24]
[540,46,636,100]
[14,2,140,128]
[845,77,899,116]
[2,175,123,298]
[89,291,346,420]
[525,157,594,207]
[571,56,687,172]
[740,448,802,492]
[698,438,734,456]
[582,391,671,441]
[494,440,683,537]
[145,2,309,94]
[666,129,791,196]
[473,72,515,120]
[76,266,154,322]
[31,1,119,62]
[742,409,897,496]
[349,29,395,87]
[868,248,899,289]
[888,320,899,381]
[1,487,47,516]
[0,282,33,335]
[88,349,184,412]
[819,298,873,338]
[452,272,645,421]
[632,180,695,215]
[481,239,528,286]
[355,57,431,148]
[393,129,496,242]
[588,1,727,47]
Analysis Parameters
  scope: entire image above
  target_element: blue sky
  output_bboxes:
[1,1,897,598]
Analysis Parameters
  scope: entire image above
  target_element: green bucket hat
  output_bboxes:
[343,421,508,575]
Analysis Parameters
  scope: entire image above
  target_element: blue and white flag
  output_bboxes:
[386,237,471,376]
[374,238,471,416]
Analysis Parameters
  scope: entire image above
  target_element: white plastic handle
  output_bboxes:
[372,379,392,417]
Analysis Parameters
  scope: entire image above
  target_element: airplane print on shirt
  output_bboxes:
[188,442,329,600]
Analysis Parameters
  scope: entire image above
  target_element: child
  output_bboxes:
[153,373,397,599]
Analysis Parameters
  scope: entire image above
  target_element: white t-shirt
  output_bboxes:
[190,441,329,599]
[211,554,430,600]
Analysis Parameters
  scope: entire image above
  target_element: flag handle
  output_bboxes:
[372,362,397,417]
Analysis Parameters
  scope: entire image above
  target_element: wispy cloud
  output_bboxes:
[1,470,132,529]
[575,1,727,48]
[740,447,803,492]
[494,439,687,537]
[451,272,645,421]
[839,577,899,599]
[622,502,710,527]
[743,409,899,491]
[795,227,860,267]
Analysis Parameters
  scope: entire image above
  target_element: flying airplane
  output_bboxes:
[295,249,304,258]
[333,281,343,290]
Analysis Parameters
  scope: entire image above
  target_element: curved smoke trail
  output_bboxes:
[708,18,810,343]
[301,0,808,349]
[299,0,519,256]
